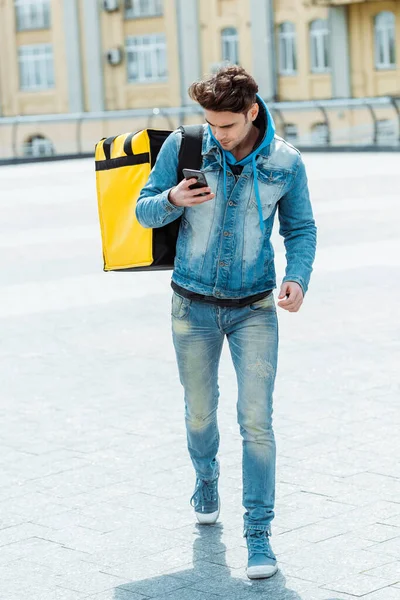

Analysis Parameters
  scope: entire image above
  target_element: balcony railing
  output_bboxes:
[310,0,385,6]
[0,96,399,163]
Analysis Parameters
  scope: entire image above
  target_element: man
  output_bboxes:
[136,65,317,580]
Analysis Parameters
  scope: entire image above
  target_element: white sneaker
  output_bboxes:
[190,474,220,525]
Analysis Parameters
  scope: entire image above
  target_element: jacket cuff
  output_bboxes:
[162,189,184,216]
[282,276,307,296]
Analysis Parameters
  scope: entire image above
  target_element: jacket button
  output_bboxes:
[223,231,230,237]
[228,201,234,206]
[219,261,225,267]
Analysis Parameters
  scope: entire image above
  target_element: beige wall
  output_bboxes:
[77,0,90,113]
[0,0,69,116]
[100,5,181,110]
[199,0,253,76]
[349,0,400,97]
[1,0,399,114]
[275,0,332,101]
[0,0,399,158]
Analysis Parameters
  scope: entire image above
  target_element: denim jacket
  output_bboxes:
[136,98,317,299]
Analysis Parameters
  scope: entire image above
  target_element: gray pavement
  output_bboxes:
[0,153,399,600]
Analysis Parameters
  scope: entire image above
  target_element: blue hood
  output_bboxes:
[208,94,276,232]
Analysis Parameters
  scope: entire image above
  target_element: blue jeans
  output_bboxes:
[171,290,278,535]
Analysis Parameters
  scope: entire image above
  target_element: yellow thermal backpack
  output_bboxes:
[95,125,203,271]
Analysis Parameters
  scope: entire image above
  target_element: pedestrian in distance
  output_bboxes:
[136,65,317,580]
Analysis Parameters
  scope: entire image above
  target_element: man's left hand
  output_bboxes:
[277,281,304,313]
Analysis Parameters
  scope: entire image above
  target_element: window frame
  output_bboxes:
[310,122,329,145]
[14,0,51,31]
[126,34,168,83]
[124,0,163,20]
[310,19,330,74]
[18,44,55,91]
[376,119,396,143]
[278,22,297,76]
[374,11,396,70]
[23,135,54,157]
[283,123,298,144]
[221,27,239,65]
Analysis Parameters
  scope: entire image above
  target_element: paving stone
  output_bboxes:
[161,559,233,585]
[352,523,400,543]
[381,514,400,528]
[321,575,395,597]
[47,589,89,600]
[358,587,400,600]
[0,492,70,520]
[363,560,400,582]
[0,522,59,547]
[0,583,86,600]
[117,574,190,597]
[86,590,147,600]
[364,536,400,560]
[27,545,95,570]
[287,549,394,584]
[148,590,221,600]
[1,154,400,598]
[0,537,66,565]
[55,571,131,595]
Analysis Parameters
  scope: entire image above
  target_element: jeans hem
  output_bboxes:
[243,523,272,537]
[195,457,220,483]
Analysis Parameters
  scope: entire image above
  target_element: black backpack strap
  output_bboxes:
[177,125,204,183]
[102,136,116,160]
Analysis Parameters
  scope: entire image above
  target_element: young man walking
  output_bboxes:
[136,66,317,579]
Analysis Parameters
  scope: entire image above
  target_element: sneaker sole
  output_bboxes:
[246,563,278,579]
[195,494,221,525]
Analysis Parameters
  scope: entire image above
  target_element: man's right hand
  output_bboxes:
[168,178,215,207]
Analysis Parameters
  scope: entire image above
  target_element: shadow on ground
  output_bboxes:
[109,523,340,600]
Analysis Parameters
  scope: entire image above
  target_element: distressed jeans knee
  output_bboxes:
[172,295,224,481]
[172,292,279,530]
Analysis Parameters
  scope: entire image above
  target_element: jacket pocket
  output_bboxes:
[251,169,286,219]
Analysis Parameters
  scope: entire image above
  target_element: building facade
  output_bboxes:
[0,0,399,158]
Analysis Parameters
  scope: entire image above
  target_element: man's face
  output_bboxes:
[204,104,258,152]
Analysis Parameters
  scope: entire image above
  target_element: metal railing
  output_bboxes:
[1,95,399,163]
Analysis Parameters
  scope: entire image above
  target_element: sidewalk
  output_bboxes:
[0,153,399,600]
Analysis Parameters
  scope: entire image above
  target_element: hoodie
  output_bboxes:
[207,93,276,233]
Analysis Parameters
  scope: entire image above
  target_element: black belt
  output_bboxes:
[171,281,272,308]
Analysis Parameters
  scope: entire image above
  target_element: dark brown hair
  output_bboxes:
[188,65,258,113]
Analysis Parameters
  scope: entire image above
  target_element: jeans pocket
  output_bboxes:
[249,294,275,312]
[171,292,192,319]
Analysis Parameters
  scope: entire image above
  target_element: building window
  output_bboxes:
[124,0,163,19]
[18,44,55,91]
[14,0,51,31]
[310,19,330,73]
[23,135,54,157]
[375,11,396,69]
[376,119,396,143]
[311,122,329,145]
[278,22,297,75]
[284,123,298,144]
[126,34,167,83]
[221,27,239,64]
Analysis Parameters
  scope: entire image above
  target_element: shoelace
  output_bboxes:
[246,531,274,558]
[190,478,217,508]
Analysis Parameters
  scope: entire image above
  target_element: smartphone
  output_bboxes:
[182,169,209,195]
